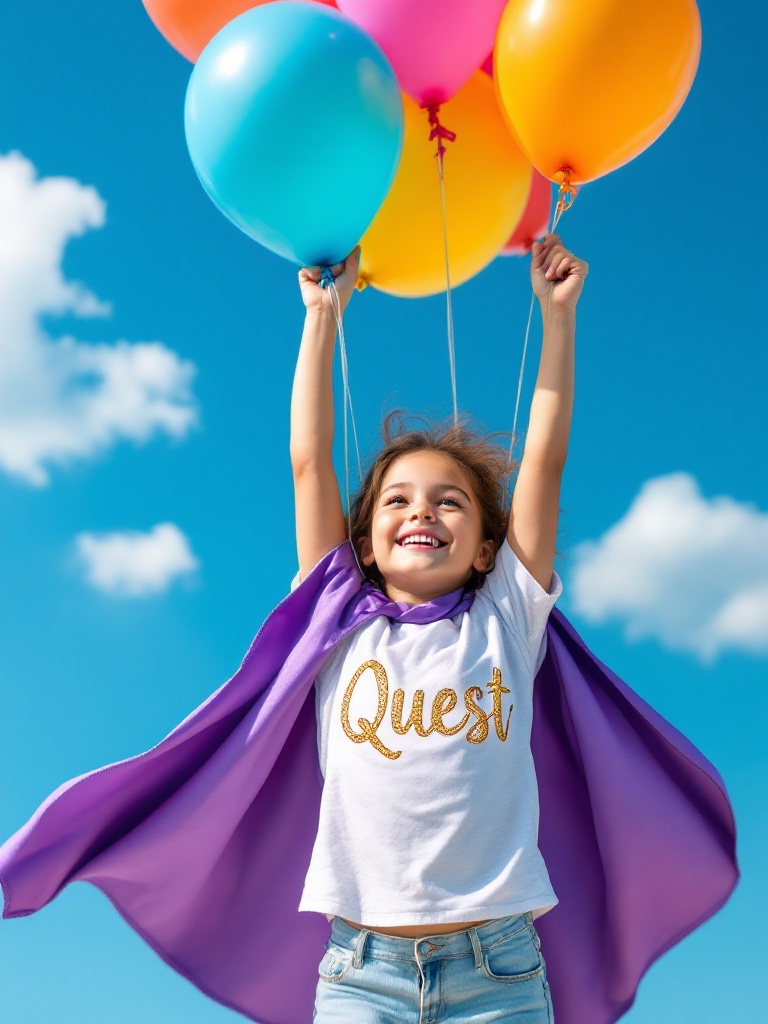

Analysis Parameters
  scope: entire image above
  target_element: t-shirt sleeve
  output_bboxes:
[479,538,563,674]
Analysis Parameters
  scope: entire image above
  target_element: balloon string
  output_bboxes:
[504,181,574,510]
[508,290,537,474]
[320,270,364,574]
[427,104,459,428]
[320,269,362,482]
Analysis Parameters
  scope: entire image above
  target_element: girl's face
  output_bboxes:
[361,451,495,605]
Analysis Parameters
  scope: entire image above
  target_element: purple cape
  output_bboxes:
[0,543,737,1024]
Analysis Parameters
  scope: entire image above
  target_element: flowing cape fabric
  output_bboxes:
[1,543,737,1024]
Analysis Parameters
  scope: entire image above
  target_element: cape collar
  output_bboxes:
[358,580,474,624]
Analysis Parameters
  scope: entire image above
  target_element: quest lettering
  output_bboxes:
[340,660,513,760]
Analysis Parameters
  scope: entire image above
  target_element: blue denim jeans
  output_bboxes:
[313,912,554,1023]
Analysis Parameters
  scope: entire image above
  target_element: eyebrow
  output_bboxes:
[381,482,473,503]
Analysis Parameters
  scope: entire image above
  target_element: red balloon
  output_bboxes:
[500,170,552,257]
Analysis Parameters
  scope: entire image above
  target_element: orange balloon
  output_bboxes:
[142,0,337,62]
[358,73,531,298]
[494,0,701,185]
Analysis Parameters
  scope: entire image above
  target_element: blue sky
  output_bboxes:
[1,1,765,1022]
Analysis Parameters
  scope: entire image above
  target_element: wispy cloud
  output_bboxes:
[570,473,768,662]
[75,523,200,597]
[0,151,198,485]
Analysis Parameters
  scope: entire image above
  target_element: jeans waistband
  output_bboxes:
[329,912,534,969]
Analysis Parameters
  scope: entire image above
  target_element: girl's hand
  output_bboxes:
[531,234,588,313]
[298,245,361,317]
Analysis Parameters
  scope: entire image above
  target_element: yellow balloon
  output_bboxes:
[358,72,532,298]
[494,0,701,186]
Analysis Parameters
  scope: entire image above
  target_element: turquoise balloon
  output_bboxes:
[184,1,404,268]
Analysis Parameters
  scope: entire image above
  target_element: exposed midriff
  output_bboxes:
[340,917,493,938]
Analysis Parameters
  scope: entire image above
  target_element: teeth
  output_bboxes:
[401,535,440,547]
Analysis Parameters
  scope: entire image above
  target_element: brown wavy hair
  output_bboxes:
[348,412,518,593]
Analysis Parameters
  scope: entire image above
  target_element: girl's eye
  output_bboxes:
[381,495,461,507]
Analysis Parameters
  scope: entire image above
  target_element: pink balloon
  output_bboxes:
[481,52,493,78]
[500,170,553,257]
[337,0,507,106]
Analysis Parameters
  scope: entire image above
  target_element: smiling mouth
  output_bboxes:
[396,536,447,549]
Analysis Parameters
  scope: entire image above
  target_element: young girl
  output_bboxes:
[293,234,587,1023]
[0,236,735,1024]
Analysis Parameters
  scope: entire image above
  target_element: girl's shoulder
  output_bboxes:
[476,538,562,645]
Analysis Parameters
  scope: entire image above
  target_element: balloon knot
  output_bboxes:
[425,104,457,160]
[319,266,335,290]
[553,168,578,213]
[355,273,369,293]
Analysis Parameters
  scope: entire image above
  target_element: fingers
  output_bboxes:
[546,254,571,281]
[532,236,562,276]
[299,245,361,285]
[342,245,361,274]
[337,245,362,283]
[330,245,362,278]
[299,265,322,283]
[531,232,560,267]
[532,234,587,280]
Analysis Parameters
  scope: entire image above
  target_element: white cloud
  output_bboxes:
[0,151,197,485]
[75,523,200,597]
[570,473,768,662]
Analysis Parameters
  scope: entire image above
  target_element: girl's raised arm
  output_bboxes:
[291,247,360,581]
[507,234,588,592]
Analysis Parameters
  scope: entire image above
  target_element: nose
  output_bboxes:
[409,501,435,522]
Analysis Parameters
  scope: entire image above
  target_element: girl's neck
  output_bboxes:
[382,580,466,606]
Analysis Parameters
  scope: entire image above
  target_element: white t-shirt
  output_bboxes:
[298,539,562,927]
